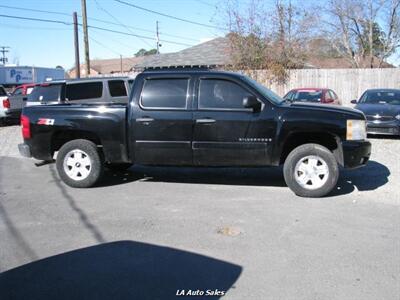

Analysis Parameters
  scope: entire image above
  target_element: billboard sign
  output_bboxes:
[5,68,33,84]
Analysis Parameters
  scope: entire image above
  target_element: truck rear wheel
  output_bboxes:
[56,139,104,188]
[283,143,339,197]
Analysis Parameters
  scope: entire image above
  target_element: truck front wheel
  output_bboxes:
[283,143,339,197]
[56,139,104,188]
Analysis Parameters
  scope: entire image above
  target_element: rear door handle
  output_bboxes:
[196,118,216,124]
[136,117,154,123]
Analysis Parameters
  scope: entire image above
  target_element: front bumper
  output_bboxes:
[367,120,400,136]
[18,143,32,158]
[342,140,371,169]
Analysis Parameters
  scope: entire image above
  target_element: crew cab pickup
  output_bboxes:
[18,70,371,197]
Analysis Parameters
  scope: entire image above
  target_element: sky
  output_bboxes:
[0,0,224,69]
[0,0,399,70]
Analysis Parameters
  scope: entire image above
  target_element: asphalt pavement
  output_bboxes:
[0,126,399,300]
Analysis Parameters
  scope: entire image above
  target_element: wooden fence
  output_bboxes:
[247,68,400,106]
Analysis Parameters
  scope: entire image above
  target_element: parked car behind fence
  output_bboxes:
[284,88,342,105]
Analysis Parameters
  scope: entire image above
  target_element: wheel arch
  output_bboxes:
[279,131,343,166]
[51,130,103,155]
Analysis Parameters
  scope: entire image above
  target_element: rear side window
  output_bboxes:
[199,79,252,109]
[108,80,127,97]
[28,85,61,102]
[66,82,103,101]
[141,78,188,109]
[0,87,6,96]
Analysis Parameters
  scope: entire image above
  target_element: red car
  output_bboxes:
[283,88,342,105]
[5,84,39,120]
[12,83,38,97]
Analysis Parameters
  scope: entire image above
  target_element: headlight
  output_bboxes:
[395,114,400,120]
[347,119,367,140]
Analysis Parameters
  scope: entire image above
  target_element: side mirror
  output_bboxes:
[243,96,261,112]
[350,99,357,104]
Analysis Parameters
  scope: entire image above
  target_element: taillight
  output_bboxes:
[3,98,10,109]
[21,114,31,139]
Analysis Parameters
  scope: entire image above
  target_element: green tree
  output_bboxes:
[135,48,158,57]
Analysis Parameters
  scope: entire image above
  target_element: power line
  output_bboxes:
[0,14,194,47]
[0,22,72,31]
[114,0,227,31]
[0,4,200,42]
[88,24,194,46]
[194,0,218,8]
[0,46,10,65]
[0,14,72,25]
[80,29,143,69]
[93,0,153,48]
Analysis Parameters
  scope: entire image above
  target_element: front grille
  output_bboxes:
[366,115,394,122]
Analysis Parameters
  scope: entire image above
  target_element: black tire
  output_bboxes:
[283,143,339,197]
[105,163,132,171]
[56,139,104,188]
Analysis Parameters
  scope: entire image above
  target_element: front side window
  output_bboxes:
[66,82,103,101]
[108,80,127,97]
[141,78,188,109]
[199,79,252,110]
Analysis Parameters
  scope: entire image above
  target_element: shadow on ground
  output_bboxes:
[96,160,390,197]
[0,241,242,300]
[330,160,390,196]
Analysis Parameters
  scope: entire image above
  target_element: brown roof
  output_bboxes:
[69,56,146,75]
[134,37,231,69]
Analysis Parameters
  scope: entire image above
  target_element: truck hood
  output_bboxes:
[354,103,400,117]
[288,102,364,118]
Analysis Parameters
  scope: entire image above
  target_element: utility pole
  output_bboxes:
[81,0,90,76]
[156,21,160,54]
[120,55,123,73]
[0,46,10,65]
[73,12,80,78]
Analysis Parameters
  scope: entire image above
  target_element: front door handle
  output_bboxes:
[196,118,216,124]
[136,117,154,123]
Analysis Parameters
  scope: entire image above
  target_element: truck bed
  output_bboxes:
[21,103,129,162]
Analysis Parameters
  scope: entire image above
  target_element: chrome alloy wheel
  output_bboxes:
[63,149,92,181]
[294,155,329,190]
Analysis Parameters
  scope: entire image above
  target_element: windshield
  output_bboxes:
[359,91,400,105]
[293,91,323,103]
[240,75,284,104]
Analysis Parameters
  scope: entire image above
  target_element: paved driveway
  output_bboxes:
[0,126,399,299]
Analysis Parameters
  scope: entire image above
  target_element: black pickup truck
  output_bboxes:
[18,69,371,197]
